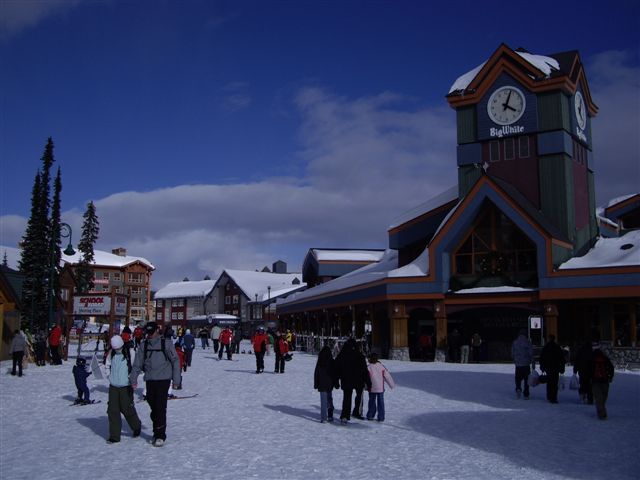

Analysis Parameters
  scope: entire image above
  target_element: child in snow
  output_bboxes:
[366,352,395,422]
[72,357,93,404]
[105,335,141,444]
[314,345,338,422]
[174,343,186,375]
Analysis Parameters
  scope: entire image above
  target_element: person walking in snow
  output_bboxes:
[252,326,268,373]
[211,323,222,354]
[539,334,565,404]
[218,326,233,360]
[72,357,92,404]
[9,329,26,377]
[351,340,367,419]
[314,345,339,423]
[573,339,594,404]
[335,338,371,424]
[33,328,47,366]
[106,335,141,443]
[198,327,209,349]
[366,352,395,422]
[130,322,181,447]
[590,340,614,420]
[181,329,195,367]
[511,329,533,399]
[274,331,289,373]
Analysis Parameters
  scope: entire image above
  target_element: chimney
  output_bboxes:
[112,247,127,257]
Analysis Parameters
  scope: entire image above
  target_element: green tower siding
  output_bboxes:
[552,243,573,267]
[588,171,598,240]
[456,106,476,144]
[539,154,575,242]
[537,92,570,132]
[458,166,482,198]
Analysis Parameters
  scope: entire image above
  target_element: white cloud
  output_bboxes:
[0,0,83,40]
[588,50,640,206]
[0,87,457,288]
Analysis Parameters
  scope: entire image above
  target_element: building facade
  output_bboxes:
[62,248,155,324]
[278,44,640,362]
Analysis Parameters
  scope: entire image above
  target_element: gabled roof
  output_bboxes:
[154,280,216,299]
[447,43,598,115]
[62,249,155,270]
[217,270,306,302]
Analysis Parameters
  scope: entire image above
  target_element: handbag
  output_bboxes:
[284,353,293,362]
[538,373,548,384]
[528,370,540,387]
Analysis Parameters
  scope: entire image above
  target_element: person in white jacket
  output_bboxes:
[366,352,395,422]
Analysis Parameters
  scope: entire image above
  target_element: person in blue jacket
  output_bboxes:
[72,357,92,404]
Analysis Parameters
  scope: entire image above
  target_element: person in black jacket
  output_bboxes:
[540,335,565,404]
[314,345,338,423]
[573,340,594,404]
[335,338,371,424]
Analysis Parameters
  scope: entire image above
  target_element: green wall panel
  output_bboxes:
[537,91,570,132]
[539,154,575,241]
[456,106,476,144]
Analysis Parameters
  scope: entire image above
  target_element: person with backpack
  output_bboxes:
[274,331,289,374]
[591,341,614,420]
[539,334,566,404]
[130,322,181,447]
[106,335,141,443]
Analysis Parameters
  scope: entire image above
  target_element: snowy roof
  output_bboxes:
[389,186,458,229]
[280,248,429,305]
[222,270,306,302]
[154,280,216,299]
[311,249,385,262]
[448,50,560,94]
[61,249,154,269]
[558,230,640,269]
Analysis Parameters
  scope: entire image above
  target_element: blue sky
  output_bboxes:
[1,0,639,289]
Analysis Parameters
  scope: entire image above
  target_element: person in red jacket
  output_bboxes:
[218,326,233,360]
[274,331,289,374]
[252,327,269,374]
[133,325,143,350]
[48,324,63,365]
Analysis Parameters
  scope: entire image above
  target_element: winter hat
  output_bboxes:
[186,329,191,335]
[110,335,124,350]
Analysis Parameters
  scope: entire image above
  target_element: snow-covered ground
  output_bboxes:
[1,340,639,480]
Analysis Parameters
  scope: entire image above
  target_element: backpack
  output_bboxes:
[592,351,609,381]
[142,338,170,372]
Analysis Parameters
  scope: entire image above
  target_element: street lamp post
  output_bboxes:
[48,222,75,329]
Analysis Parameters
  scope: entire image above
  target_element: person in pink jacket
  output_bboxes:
[366,352,395,422]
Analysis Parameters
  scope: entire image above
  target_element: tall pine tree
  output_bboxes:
[18,138,61,331]
[76,201,100,294]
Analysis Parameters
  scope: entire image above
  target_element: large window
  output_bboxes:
[454,203,537,278]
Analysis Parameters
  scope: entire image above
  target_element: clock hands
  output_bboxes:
[502,90,512,111]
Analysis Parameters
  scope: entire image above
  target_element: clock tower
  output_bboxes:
[446,44,598,258]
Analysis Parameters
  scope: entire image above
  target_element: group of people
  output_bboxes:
[314,338,395,424]
[511,330,615,420]
[8,324,65,376]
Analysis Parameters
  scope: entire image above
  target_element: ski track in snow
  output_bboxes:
[1,340,639,480]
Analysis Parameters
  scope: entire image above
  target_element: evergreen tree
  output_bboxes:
[76,201,99,294]
[50,167,63,301]
[2,251,7,267]
[19,138,57,330]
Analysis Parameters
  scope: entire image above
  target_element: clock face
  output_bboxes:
[487,86,526,125]
[574,91,587,130]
